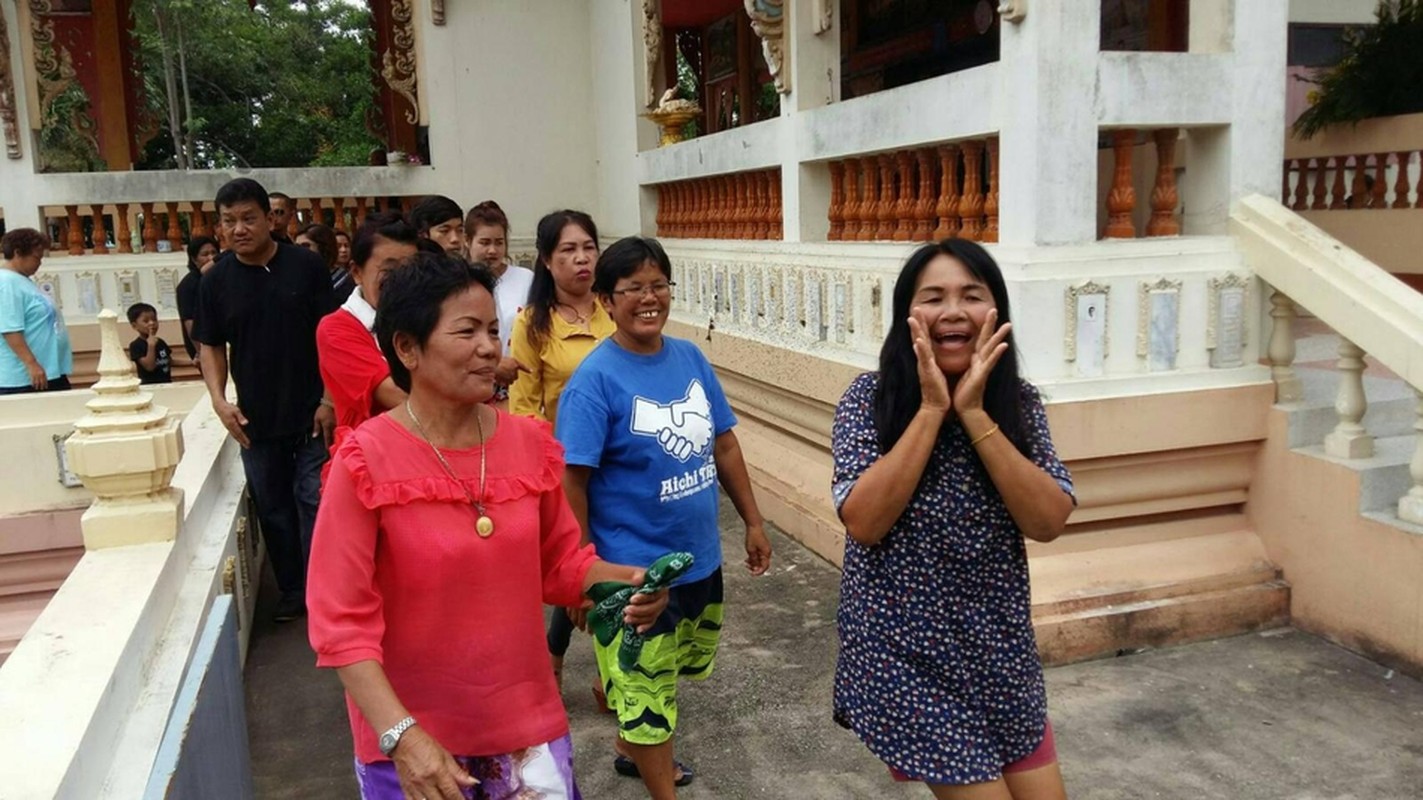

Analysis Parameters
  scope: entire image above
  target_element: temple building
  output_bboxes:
[1,0,1420,795]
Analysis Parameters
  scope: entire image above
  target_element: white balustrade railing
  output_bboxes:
[1235,194,1423,526]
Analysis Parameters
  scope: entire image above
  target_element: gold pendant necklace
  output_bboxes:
[406,401,495,538]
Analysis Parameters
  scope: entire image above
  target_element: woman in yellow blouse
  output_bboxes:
[509,209,615,690]
[509,210,614,424]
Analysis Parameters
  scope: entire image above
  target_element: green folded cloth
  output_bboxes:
[587,552,694,672]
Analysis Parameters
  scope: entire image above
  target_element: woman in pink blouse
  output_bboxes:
[308,252,668,800]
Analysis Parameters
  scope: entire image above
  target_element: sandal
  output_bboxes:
[613,754,694,787]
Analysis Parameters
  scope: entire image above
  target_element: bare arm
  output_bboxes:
[371,376,407,412]
[959,409,1072,542]
[3,331,47,389]
[562,465,592,547]
[713,430,772,574]
[838,408,945,546]
[200,343,251,448]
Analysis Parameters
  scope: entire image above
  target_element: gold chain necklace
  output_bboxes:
[556,301,593,325]
[405,401,495,538]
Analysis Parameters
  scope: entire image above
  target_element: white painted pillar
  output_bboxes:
[1,2,44,231]
[780,0,838,243]
[1267,289,1303,402]
[1228,0,1288,206]
[995,1,1101,246]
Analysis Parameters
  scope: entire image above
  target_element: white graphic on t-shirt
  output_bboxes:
[631,379,713,462]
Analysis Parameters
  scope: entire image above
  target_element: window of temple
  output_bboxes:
[839,0,1000,101]
[1100,0,1189,53]
[660,0,780,140]
[24,0,422,173]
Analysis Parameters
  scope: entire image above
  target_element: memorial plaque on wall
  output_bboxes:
[1065,281,1110,378]
[155,268,179,311]
[34,273,60,309]
[1137,278,1182,372]
[76,272,101,315]
[117,271,141,311]
[1209,274,1249,369]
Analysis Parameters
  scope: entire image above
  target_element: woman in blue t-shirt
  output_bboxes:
[0,228,73,394]
[556,236,771,796]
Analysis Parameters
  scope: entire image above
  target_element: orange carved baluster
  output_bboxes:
[934,145,961,239]
[65,206,83,254]
[915,148,936,240]
[310,197,325,227]
[192,204,210,238]
[1293,159,1311,210]
[734,173,750,239]
[1371,153,1388,208]
[768,170,783,240]
[141,203,159,252]
[876,154,896,240]
[828,161,845,241]
[1330,157,1348,209]
[1393,151,1412,209]
[115,204,133,254]
[841,159,862,240]
[751,171,768,240]
[982,137,1001,243]
[91,206,109,255]
[894,151,915,241]
[1146,128,1180,237]
[356,197,370,227]
[857,158,880,241]
[959,140,985,241]
[1311,156,1328,210]
[333,198,348,232]
[1348,156,1367,209]
[166,202,183,248]
[656,185,667,236]
[1105,130,1137,238]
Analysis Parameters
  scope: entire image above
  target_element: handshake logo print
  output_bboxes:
[631,380,714,462]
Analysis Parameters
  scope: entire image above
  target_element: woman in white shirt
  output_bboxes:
[466,200,534,402]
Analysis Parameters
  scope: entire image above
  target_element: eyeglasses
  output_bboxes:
[610,281,676,299]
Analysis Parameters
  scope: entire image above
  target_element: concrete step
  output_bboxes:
[1030,526,1289,665]
[1286,368,1416,447]
[1296,433,1415,514]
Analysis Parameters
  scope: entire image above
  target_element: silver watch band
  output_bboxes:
[380,715,417,755]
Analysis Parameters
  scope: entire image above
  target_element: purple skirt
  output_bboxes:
[355,733,581,800]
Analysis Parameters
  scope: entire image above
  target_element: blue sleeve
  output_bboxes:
[0,278,24,334]
[831,374,882,515]
[1020,382,1076,503]
[693,344,736,435]
[554,373,611,468]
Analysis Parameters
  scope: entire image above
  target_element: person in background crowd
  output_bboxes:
[335,229,353,271]
[557,236,771,798]
[176,235,219,369]
[465,200,534,403]
[831,239,1074,800]
[317,211,419,439]
[508,210,614,690]
[196,178,336,624]
[269,192,294,243]
[308,252,669,800]
[126,302,173,385]
[409,195,466,255]
[297,222,353,304]
[0,228,72,395]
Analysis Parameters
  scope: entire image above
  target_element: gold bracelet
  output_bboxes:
[970,424,1000,447]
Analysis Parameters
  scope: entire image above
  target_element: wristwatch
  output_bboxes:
[378,716,417,757]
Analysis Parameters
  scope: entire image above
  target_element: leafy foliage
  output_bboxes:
[130,0,381,169]
[1293,0,1423,138]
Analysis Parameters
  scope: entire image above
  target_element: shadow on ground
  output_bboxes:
[246,500,1423,799]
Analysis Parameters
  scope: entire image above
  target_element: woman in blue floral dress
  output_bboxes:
[831,239,1075,799]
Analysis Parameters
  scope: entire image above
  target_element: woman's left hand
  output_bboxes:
[623,569,669,632]
[951,308,1012,415]
[745,524,772,576]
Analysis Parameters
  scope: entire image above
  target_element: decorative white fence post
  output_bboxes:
[1398,389,1423,525]
[1267,290,1303,403]
[1323,338,1374,459]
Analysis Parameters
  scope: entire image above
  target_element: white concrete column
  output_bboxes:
[0,2,43,230]
[592,0,656,237]
[996,1,1102,246]
[1228,0,1288,206]
[780,0,838,242]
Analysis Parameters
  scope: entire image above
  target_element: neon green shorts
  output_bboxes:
[592,569,724,745]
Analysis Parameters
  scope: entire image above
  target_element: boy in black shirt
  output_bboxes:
[126,302,172,384]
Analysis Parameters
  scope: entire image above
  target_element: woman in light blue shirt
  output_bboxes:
[0,228,73,394]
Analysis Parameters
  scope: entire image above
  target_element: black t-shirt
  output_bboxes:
[129,336,173,384]
[194,243,336,440]
[175,269,202,359]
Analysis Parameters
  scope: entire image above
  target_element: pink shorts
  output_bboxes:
[887,719,1057,783]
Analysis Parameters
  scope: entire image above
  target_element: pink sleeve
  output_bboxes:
[537,443,596,607]
[307,443,386,668]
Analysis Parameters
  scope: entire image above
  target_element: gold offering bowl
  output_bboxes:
[644,107,701,147]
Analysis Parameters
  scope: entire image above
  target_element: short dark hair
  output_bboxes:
[127,302,157,324]
[295,223,339,268]
[464,200,509,237]
[376,252,497,392]
[1,228,51,259]
[409,195,463,235]
[352,211,419,267]
[594,236,672,295]
[215,178,270,214]
[269,192,292,205]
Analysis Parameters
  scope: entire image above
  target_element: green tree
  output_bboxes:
[131,0,381,169]
[1293,0,1423,138]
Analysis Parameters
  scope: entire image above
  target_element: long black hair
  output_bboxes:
[185,235,219,273]
[875,239,1027,454]
[525,209,598,349]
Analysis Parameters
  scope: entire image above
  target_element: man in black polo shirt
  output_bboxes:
[196,178,336,622]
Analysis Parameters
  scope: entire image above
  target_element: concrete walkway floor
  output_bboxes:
[246,508,1423,799]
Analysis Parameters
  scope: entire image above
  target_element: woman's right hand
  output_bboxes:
[494,357,527,386]
[908,314,950,414]
[392,726,478,800]
[25,361,47,390]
